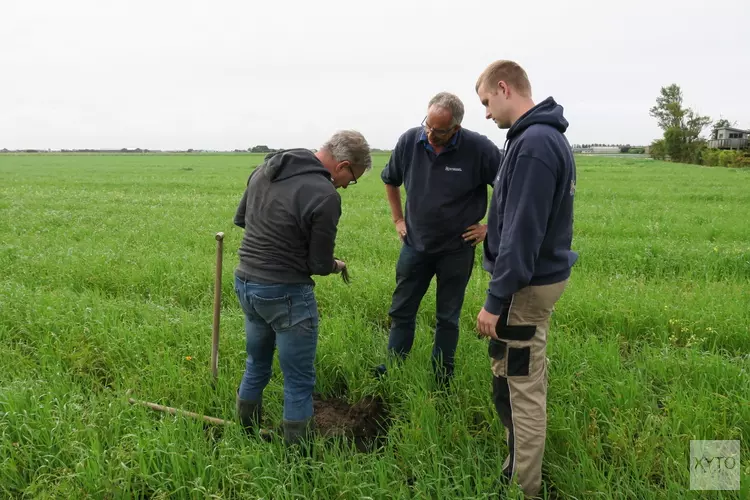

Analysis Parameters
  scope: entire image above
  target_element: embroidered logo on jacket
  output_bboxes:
[445,166,463,172]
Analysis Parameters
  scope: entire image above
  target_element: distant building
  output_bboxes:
[708,127,749,150]
[574,146,621,154]
[590,146,620,154]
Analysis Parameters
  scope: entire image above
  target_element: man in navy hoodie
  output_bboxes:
[474,60,577,499]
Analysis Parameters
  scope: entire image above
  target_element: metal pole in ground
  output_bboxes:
[211,232,224,382]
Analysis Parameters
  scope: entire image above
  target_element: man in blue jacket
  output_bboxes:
[375,92,503,389]
[474,60,577,499]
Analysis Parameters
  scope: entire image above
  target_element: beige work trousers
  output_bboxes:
[488,279,568,499]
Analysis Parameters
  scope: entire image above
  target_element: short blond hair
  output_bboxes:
[475,60,532,98]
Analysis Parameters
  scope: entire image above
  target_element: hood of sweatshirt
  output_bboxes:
[260,148,334,183]
[506,96,569,142]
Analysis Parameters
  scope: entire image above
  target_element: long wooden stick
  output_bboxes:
[128,396,234,426]
[211,232,224,382]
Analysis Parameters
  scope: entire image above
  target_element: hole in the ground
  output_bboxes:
[313,393,391,453]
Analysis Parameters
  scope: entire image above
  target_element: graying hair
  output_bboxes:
[321,130,372,172]
[428,92,465,126]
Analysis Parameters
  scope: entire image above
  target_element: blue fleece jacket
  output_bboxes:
[482,97,578,314]
[381,127,502,254]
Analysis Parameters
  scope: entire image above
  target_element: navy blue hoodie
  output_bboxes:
[482,97,578,314]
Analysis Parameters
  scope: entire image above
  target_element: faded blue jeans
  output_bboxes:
[234,275,319,422]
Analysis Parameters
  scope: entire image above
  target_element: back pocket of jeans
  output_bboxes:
[252,294,292,330]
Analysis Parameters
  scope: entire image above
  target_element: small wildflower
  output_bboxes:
[713,247,718,252]
[185,356,193,361]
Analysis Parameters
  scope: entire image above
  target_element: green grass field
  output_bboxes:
[1,153,748,499]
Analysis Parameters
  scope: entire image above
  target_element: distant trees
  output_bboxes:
[648,83,713,164]
[647,84,748,167]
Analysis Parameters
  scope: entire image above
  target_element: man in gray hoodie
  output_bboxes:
[232,130,371,447]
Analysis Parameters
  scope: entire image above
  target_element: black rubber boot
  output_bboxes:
[236,390,262,436]
[282,417,315,455]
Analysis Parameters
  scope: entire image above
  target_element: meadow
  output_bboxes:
[0,153,748,499]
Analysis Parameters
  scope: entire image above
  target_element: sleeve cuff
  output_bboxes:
[484,292,509,316]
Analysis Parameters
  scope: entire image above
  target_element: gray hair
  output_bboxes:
[321,130,372,172]
[428,92,464,126]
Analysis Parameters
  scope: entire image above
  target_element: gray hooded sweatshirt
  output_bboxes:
[233,148,341,285]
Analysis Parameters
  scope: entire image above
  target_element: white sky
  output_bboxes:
[1,0,748,151]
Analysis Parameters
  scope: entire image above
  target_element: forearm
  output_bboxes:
[385,184,404,222]
[307,193,341,276]
[233,189,248,228]
[484,247,533,313]
[307,237,337,275]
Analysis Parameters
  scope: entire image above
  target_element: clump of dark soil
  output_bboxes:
[313,394,391,452]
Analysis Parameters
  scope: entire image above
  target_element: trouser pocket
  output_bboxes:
[507,346,531,376]
[488,339,508,377]
[252,294,292,330]
[488,339,507,361]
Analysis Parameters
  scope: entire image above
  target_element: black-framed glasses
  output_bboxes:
[345,165,357,185]
[422,116,455,136]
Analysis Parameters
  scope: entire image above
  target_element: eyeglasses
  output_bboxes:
[345,165,357,185]
[422,116,456,136]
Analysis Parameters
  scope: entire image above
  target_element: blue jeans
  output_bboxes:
[386,242,475,380]
[234,275,319,422]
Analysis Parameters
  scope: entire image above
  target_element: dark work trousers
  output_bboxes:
[386,241,476,384]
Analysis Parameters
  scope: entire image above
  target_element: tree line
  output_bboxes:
[648,84,747,168]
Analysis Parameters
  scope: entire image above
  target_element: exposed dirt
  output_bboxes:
[313,394,391,452]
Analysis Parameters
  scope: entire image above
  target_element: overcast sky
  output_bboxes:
[1,0,748,151]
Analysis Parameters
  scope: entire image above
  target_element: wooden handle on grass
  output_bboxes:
[128,396,234,426]
[211,232,224,381]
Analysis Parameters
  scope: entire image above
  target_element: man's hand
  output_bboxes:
[476,307,500,339]
[332,259,350,284]
[333,259,346,273]
[394,218,407,240]
[463,224,487,246]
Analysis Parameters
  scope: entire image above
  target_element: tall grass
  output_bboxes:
[1,153,748,498]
